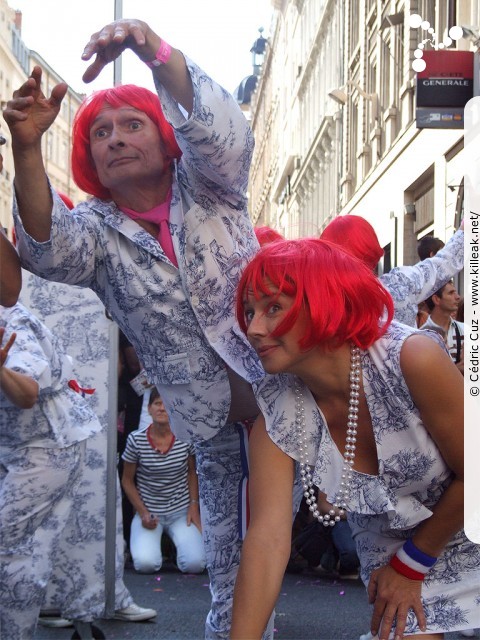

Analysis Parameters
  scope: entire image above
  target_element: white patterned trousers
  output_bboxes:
[0,441,85,640]
[194,422,275,640]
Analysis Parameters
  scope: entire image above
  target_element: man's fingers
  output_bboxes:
[50,83,68,107]
[127,24,147,47]
[82,55,107,84]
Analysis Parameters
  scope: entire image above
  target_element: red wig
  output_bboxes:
[57,192,74,210]
[236,238,393,351]
[254,226,284,246]
[320,215,384,271]
[71,85,182,200]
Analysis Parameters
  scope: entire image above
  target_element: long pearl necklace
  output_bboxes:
[295,344,361,527]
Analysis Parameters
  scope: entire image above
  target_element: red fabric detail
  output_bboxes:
[68,379,96,395]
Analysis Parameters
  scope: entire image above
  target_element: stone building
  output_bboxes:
[0,0,86,236]
[248,0,477,280]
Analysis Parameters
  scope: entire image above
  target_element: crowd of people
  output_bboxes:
[0,15,477,640]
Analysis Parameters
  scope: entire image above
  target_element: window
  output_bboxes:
[349,0,360,53]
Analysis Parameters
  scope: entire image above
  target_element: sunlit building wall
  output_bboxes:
[249,0,344,238]
[249,0,477,280]
[0,0,87,237]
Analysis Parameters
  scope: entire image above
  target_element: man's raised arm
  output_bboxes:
[3,66,68,242]
[81,19,193,115]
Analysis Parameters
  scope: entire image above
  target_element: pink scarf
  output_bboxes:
[120,189,178,267]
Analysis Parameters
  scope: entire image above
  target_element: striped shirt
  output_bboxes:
[422,317,464,363]
[122,426,194,515]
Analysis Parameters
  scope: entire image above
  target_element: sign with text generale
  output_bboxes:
[416,50,474,129]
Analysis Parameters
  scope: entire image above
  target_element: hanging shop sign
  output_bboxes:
[416,50,474,129]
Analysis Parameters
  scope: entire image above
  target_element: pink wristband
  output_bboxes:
[146,40,172,68]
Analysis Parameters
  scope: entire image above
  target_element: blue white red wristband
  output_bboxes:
[146,40,172,68]
[390,539,437,581]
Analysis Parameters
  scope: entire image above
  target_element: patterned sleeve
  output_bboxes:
[381,229,464,326]
[153,56,254,209]
[3,307,55,391]
[13,184,99,288]
[121,432,140,464]
[6,332,51,389]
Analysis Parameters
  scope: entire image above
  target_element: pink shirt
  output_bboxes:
[120,189,178,267]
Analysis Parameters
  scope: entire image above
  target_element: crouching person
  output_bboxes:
[121,389,206,574]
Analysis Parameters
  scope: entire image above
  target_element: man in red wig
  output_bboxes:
[321,214,464,327]
[4,18,266,640]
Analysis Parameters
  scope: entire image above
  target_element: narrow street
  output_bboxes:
[34,564,467,640]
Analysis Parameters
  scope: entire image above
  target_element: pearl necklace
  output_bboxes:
[295,344,361,527]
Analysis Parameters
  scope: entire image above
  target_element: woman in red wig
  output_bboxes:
[321,215,464,328]
[231,238,473,640]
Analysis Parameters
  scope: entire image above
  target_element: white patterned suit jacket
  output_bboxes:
[13,58,264,444]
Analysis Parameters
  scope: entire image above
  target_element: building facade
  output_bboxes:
[0,0,86,236]
[249,0,477,281]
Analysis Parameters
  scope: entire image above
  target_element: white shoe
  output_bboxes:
[460,631,477,638]
[359,633,378,640]
[38,616,73,628]
[113,603,157,622]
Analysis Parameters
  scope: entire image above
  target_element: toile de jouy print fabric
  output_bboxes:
[256,322,479,636]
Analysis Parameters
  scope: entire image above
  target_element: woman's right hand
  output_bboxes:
[140,511,158,530]
[3,66,67,150]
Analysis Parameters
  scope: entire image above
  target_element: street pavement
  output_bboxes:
[34,562,470,640]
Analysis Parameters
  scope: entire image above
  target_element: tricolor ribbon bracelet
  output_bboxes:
[389,538,438,581]
[145,40,172,68]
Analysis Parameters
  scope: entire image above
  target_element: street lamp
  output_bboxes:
[328,81,379,123]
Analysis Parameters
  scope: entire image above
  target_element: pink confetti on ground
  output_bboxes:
[153,588,164,592]
[156,576,162,582]
[339,590,345,595]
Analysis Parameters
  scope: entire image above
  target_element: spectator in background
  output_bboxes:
[416,300,430,328]
[293,490,360,580]
[416,234,452,328]
[320,215,464,327]
[417,235,445,261]
[422,281,464,374]
[121,389,206,575]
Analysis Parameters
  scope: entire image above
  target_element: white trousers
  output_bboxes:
[130,507,206,574]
